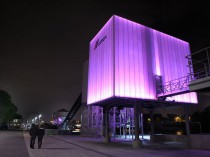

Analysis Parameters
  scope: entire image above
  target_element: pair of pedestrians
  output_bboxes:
[29,123,45,149]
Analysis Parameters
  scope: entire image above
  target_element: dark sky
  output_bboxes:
[0,1,210,122]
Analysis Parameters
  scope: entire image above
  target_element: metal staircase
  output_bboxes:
[59,92,82,129]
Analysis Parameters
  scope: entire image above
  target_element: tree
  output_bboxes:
[0,90,17,123]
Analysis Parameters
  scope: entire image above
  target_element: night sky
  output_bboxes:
[0,1,209,122]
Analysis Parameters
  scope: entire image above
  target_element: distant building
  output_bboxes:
[10,114,23,129]
[52,108,68,125]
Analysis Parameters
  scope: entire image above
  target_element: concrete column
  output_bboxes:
[88,106,92,127]
[149,110,155,142]
[132,103,142,148]
[120,110,122,137]
[184,105,191,147]
[141,113,144,139]
[140,103,144,139]
[184,105,190,135]
[103,106,110,143]
[132,116,134,140]
[113,107,116,140]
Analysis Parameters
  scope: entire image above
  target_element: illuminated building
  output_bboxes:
[79,15,199,147]
[84,15,198,147]
[88,15,197,105]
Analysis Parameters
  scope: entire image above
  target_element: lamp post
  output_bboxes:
[35,117,38,124]
[38,114,42,124]
[32,119,34,124]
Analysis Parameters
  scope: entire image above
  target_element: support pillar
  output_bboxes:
[125,108,127,139]
[132,117,134,140]
[140,103,144,139]
[132,103,142,148]
[184,105,191,148]
[113,107,116,140]
[141,113,144,139]
[149,110,155,142]
[103,106,110,143]
[120,110,122,137]
[88,106,92,127]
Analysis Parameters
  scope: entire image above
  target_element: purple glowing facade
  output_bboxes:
[87,15,197,105]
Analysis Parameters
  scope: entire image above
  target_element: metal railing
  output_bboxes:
[157,46,210,97]
[157,75,192,97]
[59,93,82,129]
[186,46,210,79]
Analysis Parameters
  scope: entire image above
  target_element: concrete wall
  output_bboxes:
[153,134,188,143]
[190,134,210,150]
[154,134,210,150]
[189,76,210,91]
[45,129,58,135]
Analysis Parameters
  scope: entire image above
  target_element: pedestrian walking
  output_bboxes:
[29,123,37,149]
[37,124,45,149]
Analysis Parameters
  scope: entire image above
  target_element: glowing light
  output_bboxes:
[87,15,197,105]
[88,16,114,104]
[75,124,81,127]
[176,131,183,135]
[58,117,62,122]
[175,116,182,122]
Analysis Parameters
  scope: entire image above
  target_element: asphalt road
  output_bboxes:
[0,131,29,157]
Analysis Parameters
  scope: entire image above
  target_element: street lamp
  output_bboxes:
[35,117,38,124]
[38,114,42,124]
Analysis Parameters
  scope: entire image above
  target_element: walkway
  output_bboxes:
[0,131,29,157]
[23,133,210,157]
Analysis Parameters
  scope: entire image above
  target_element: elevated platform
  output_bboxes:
[186,46,210,93]
[89,96,196,110]
[189,76,210,91]
[156,75,191,98]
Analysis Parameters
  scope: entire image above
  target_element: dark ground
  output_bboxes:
[0,131,29,157]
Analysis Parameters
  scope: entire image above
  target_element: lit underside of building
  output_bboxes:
[86,15,197,146]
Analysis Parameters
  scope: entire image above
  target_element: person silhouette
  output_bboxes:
[37,124,45,149]
[29,123,37,149]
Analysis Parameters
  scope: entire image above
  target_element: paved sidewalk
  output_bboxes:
[0,131,29,157]
[24,133,210,157]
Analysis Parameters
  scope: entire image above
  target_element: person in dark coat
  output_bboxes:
[37,124,45,149]
[29,123,37,149]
